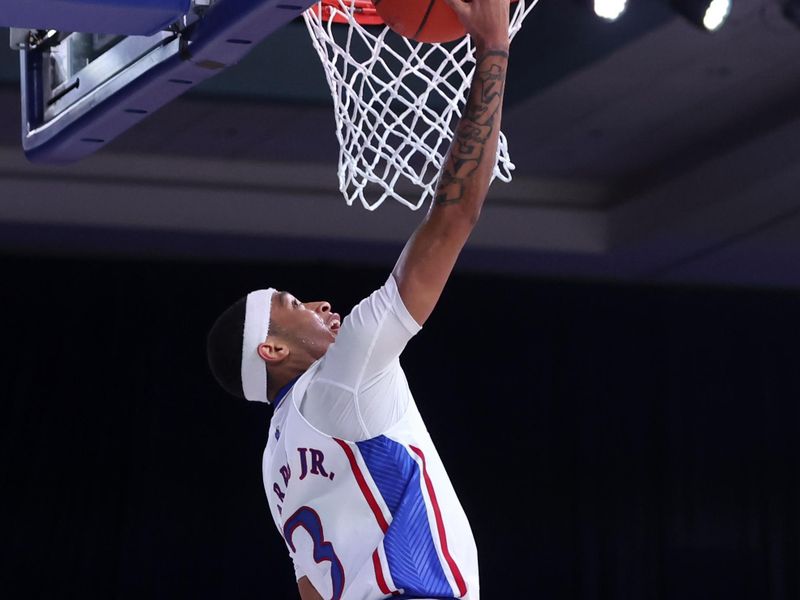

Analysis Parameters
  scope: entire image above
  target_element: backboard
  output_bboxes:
[1,0,315,163]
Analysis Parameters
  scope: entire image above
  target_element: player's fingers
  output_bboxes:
[441,0,471,19]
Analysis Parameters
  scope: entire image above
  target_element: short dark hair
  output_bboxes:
[207,297,247,398]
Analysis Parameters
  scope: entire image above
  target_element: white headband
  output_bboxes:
[241,288,276,403]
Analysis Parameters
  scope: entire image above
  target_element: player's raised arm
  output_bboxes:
[392,0,511,325]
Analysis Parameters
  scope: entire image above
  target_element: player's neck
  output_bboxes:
[266,365,307,402]
[266,345,320,402]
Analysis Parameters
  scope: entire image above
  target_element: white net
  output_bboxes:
[303,0,538,210]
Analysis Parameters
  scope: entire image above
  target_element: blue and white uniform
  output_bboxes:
[263,276,479,600]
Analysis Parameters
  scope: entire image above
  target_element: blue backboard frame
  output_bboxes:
[1,0,191,37]
[14,0,316,163]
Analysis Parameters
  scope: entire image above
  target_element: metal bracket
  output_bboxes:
[10,28,32,51]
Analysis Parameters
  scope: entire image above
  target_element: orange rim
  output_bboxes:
[314,0,385,26]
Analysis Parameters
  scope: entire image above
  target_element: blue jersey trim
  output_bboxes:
[273,376,299,410]
[357,436,454,597]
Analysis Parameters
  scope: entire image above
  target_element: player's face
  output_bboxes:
[271,291,341,359]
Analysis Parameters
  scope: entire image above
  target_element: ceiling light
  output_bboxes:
[594,0,628,21]
[671,0,733,32]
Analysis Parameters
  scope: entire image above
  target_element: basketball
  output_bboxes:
[374,0,466,44]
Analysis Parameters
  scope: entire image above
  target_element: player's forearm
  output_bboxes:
[431,44,509,224]
[392,44,509,325]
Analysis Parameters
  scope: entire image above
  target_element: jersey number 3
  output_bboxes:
[283,506,345,600]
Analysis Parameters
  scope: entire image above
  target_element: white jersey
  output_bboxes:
[262,276,479,600]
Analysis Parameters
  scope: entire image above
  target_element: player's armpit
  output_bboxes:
[297,576,324,600]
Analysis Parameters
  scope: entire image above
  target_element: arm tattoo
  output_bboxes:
[434,49,509,207]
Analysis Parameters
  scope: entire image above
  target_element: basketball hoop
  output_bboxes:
[313,0,383,25]
[303,0,539,211]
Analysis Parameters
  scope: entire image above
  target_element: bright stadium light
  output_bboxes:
[594,0,628,21]
[671,0,733,32]
[703,0,732,30]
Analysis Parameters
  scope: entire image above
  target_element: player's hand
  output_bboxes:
[442,0,511,52]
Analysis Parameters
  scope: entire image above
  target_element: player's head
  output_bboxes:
[207,289,340,402]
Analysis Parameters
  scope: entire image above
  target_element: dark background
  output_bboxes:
[1,254,798,599]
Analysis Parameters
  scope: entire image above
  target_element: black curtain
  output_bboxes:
[1,255,797,599]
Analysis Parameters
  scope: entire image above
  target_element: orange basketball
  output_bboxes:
[374,0,466,44]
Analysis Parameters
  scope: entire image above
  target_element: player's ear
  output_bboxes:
[257,338,289,364]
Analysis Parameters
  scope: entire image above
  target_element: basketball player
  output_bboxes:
[206,0,511,597]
